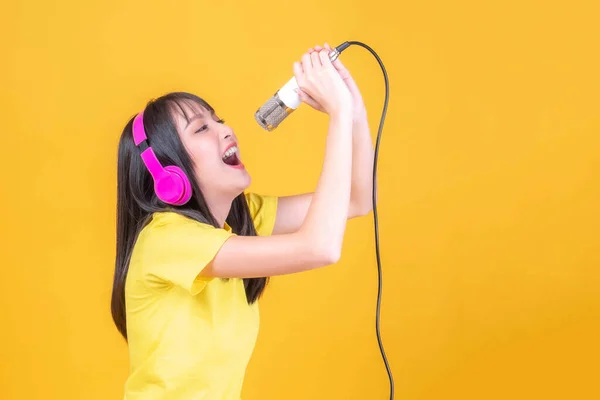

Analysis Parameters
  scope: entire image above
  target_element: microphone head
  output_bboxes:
[255,93,294,131]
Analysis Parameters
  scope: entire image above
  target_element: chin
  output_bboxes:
[232,171,251,196]
[241,172,252,191]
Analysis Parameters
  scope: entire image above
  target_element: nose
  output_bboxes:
[221,124,234,140]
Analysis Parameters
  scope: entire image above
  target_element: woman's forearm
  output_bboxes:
[349,115,376,216]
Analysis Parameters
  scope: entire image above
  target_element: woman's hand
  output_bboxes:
[292,48,353,118]
[297,43,367,123]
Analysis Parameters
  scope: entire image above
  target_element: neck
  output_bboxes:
[203,191,235,228]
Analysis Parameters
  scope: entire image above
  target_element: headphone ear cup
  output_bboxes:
[155,166,192,205]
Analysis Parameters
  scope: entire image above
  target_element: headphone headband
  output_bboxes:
[133,112,148,145]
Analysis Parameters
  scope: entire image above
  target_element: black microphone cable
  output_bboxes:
[334,41,394,400]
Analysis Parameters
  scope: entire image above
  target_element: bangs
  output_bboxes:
[163,92,216,125]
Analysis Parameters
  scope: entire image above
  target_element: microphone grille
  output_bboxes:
[254,94,294,131]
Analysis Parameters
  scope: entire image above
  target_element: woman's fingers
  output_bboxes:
[298,89,324,111]
[318,48,332,67]
[293,42,354,115]
[324,42,348,75]
[301,52,313,71]
[310,50,321,68]
[293,61,304,84]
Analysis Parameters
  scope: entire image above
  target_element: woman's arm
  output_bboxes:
[271,43,376,235]
[201,49,354,278]
[271,115,375,235]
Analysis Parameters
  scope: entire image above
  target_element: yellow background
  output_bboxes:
[1,0,598,399]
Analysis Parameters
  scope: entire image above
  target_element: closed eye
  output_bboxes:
[195,124,208,133]
[194,119,225,134]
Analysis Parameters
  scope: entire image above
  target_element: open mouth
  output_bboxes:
[222,145,243,168]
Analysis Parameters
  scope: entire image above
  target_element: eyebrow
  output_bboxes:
[185,114,205,129]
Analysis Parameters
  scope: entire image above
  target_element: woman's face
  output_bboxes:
[172,102,251,200]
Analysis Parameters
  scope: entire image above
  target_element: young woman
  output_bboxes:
[111,43,375,399]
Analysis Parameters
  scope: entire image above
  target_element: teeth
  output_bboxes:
[223,146,238,159]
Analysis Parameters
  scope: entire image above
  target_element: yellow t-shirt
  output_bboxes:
[123,192,278,399]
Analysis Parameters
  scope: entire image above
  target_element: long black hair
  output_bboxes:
[111,92,267,340]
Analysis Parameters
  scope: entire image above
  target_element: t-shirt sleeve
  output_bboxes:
[141,213,234,295]
[244,192,278,236]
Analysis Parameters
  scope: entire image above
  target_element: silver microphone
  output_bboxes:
[255,49,341,131]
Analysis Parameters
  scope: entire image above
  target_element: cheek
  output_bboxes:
[186,138,222,179]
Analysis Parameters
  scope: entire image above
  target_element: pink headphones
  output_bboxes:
[132,111,192,205]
